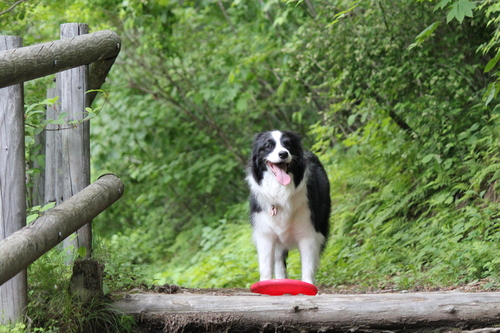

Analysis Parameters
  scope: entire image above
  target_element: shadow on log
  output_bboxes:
[112,291,500,332]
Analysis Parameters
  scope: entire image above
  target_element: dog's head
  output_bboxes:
[250,130,303,186]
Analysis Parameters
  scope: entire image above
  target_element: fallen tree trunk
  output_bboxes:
[112,291,500,332]
[0,174,124,286]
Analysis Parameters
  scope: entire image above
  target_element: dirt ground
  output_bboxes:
[138,277,500,296]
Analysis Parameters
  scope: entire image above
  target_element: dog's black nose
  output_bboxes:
[279,151,289,159]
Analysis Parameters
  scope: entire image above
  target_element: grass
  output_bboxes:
[0,237,145,333]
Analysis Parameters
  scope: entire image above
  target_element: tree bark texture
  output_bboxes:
[0,174,124,287]
[112,291,500,332]
[69,259,104,303]
[57,23,92,257]
[0,29,120,90]
[0,35,28,324]
[43,87,62,205]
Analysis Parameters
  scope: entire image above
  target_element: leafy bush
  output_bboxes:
[144,0,500,290]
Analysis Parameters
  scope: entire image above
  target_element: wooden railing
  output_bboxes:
[0,23,121,324]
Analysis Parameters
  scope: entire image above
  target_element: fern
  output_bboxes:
[472,163,500,188]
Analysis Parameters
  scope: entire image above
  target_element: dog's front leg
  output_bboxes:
[298,233,324,284]
[253,231,276,281]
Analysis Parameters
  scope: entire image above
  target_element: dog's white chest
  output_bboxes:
[249,170,312,246]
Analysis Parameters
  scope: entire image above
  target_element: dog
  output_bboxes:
[246,130,331,284]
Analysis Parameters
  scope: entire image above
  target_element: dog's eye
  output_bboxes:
[265,142,274,149]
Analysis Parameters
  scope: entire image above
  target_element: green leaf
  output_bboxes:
[408,21,440,50]
[49,112,69,125]
[347,114,357,126]
[292,111,303,124]
[41,202,56,212]
[422,154,435,164]
[329,1,360,26]
[484,51,500,73]
[484,82,498,106]
[434,0,453,11]
[27,214,38,224]
[77,246,87,258]
[447,0,476,23]
[103,282,110,296]
[273,16,286,26]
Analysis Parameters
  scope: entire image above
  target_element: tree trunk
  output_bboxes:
[112,291,500,332]
[0,35,28,324]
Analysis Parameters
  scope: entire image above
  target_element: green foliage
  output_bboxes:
[14,241,138,332]
[94,235,153,292]
[147,0,500,290]
[159,219,260,287]
[87,0,328,270]
[26,202,55,224]
[8,0,500,299]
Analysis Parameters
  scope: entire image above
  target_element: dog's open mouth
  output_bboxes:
[267,161,291,186]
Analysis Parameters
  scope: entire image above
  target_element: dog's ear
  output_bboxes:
[251,133,262,164]
[254,131,266,141]
[282,131,303,150]
[283,131,302,142]
[251,131,270,172]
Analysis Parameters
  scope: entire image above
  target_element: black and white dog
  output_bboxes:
[246,130,331,284]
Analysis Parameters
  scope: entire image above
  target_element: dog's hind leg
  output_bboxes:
[274,246,288,279]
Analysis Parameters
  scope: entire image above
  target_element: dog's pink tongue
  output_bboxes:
[269,163,291,186]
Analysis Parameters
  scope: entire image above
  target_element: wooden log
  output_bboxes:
[0,35,28,324]
[31,129,46,207]
[0,30,120,89]
[44,87,62,205]
[112,291,500,332]
[87,54,117,106]
[58,23,92,258]
[0,174,124,287]
[31,107,47,207]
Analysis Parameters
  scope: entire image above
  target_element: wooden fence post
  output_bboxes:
[57,23,92,257]
[44,87,62,205]
[0,36,28,324]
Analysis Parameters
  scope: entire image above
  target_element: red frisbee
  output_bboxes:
[250,279,318,296]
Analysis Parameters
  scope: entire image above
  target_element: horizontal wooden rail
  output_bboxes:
[0,174,124,286]
[112,291,500,332]
[0,29,120,94]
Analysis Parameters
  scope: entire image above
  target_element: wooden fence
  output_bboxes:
[0,23,122,324]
